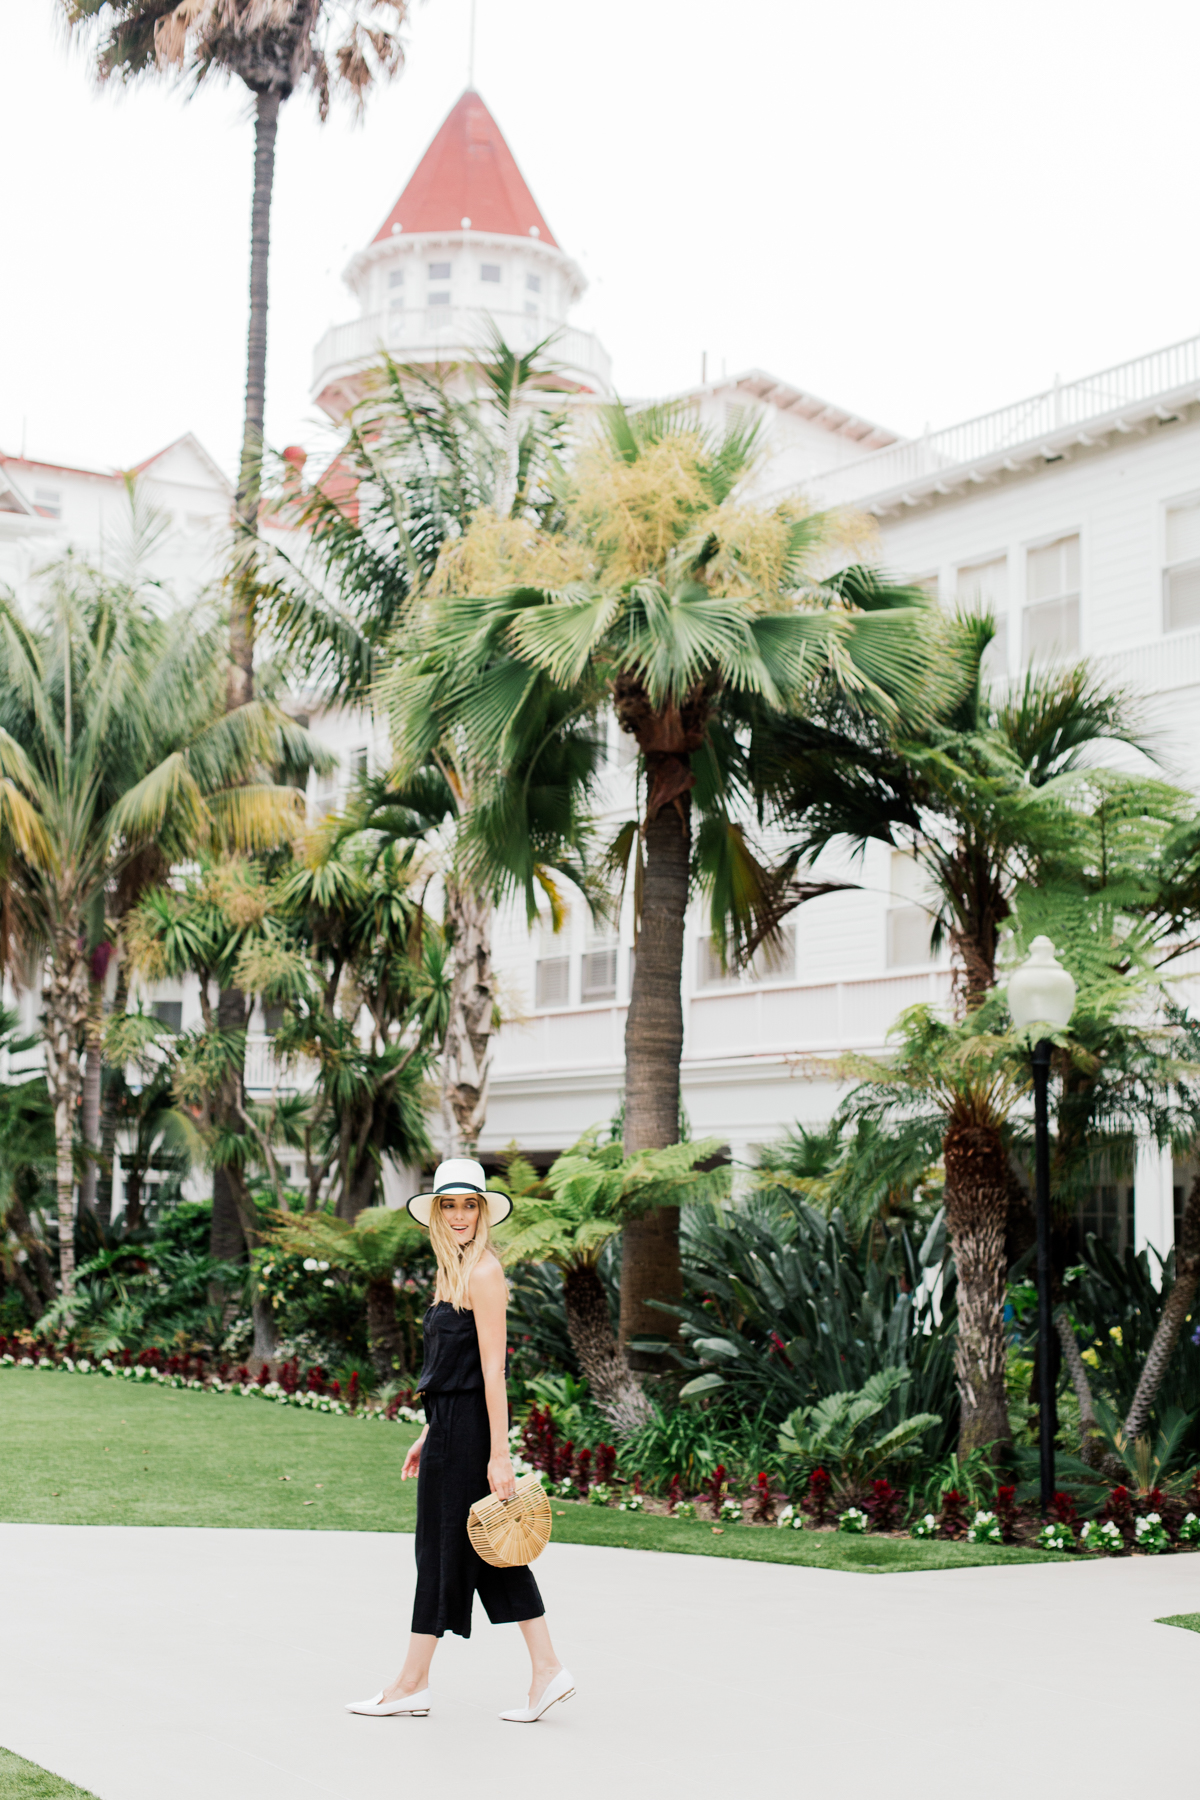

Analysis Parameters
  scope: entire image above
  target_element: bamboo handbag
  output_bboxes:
[467,1472,553,1568]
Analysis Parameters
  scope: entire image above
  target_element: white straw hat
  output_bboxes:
[406,1157,513,1229]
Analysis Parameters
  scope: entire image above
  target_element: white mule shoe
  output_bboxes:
[499,1667,575,1723]
[345,1687,431,1716]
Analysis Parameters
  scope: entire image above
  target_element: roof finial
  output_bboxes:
[468,0,476,89]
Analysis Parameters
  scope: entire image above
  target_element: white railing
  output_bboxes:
[312,307,613,395]
[243,1035,318,1094]
[806,331,1200,509]
[491,965,953,1078]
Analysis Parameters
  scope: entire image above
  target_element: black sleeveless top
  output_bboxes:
[416,1301,484,1394]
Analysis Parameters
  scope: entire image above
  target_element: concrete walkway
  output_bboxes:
[3,1524,1199,1799]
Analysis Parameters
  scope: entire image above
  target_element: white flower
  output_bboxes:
[318,1261,330,1272]
[19,1357,33,1367]
[322,1278,335,1289]
[303,1257,319,1272]
[619,1493,645,1512]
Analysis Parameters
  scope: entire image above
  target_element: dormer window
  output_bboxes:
[428,261,451,279]
[480,263,501,283]
[526,274,541,293]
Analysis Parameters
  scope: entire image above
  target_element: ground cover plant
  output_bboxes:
[0,1746,100,1800]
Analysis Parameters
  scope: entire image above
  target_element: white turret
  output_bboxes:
[312,89,612,416]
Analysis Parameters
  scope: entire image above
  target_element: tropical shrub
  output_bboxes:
[660,1191,958,1451]
[778,1368,942,1495]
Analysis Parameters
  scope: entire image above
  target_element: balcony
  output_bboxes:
[803,331,1200,514]
[312,306,613,402]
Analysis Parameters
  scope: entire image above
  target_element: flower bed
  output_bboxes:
[0,1339,423,1427]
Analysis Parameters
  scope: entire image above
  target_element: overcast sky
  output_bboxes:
[4,0,1200,479]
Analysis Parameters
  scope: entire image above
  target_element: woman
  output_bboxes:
[346,1158,574,1724]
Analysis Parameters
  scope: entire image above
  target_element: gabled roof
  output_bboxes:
[372,89,558,247]
[667,370,899,450]
[131,432,232,493]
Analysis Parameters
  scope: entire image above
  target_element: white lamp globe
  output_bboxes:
[1006,936,1076,1032]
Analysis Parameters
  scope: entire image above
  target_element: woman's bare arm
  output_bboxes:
[470,1256,515,1500]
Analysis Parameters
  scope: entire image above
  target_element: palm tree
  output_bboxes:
[0,563,307,1304]
[62,0,407,698]
[262,344,599,1155]
[761,627,1149,1005]
[838,1000,1028,1453]
[495,1135,729,1429]
[396,401,952,1361]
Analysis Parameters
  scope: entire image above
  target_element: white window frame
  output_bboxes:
[1162,491,1200,637]
[1021,529,1082,666]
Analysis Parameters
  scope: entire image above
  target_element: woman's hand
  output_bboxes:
[488,1453,516,1501]
[401,1430,426,1480]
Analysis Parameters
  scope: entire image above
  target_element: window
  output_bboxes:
[535,918,570,1008]
[387,268,405,288]
[749,923,796,983]
[1163,499,1200,634]
[580,939,618,1002]
[535,956,570,1007]
[350,745,368,783]
[428,291,451,307]
[263,1003,284,1036]
[1023,534,1080,664]
[480,263,501,283]
[428,262,451,279]
[526,273,541,294]
[956,555,1009,673]
[697,938,736,988]
[1077,1184,1133,1254]
[886,850,935,967]
[152,1000,183,1034]
[34,488,61,519]
[525,301,539,317]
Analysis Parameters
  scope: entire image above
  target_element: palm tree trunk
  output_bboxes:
[6,1191,57,1306]
[943,1119,1012,1455]
[229,83,281,701]
[210,983,250,1262]
[42,935,90,1306]
[366,1275,403,1382]
[563,1263,651,1428]
[620,797,690,1368]
[1123,1171,1200,1441]
[1054,1303,1102,1465]
[441,883,496,1155]
[210,90,281,1289]
[79,977,103,1214]
[96,956,128,1230]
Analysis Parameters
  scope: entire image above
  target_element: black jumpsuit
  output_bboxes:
[411,1300,545,1639]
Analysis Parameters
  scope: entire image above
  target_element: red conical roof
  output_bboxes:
[373,90,558,247]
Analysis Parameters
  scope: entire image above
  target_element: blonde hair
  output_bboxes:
[428,1198,494,1310]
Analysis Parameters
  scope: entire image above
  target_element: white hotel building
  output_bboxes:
[6,90,1200,1257]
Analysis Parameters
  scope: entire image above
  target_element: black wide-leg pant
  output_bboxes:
[412,1389,545,1639]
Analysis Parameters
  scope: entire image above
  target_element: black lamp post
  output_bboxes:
[1006,937,1076,1516]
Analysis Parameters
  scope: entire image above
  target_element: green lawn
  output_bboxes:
[0,1747,100,1800]
[0,1369,1060,1572]
[1157,1613,1200,1635]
